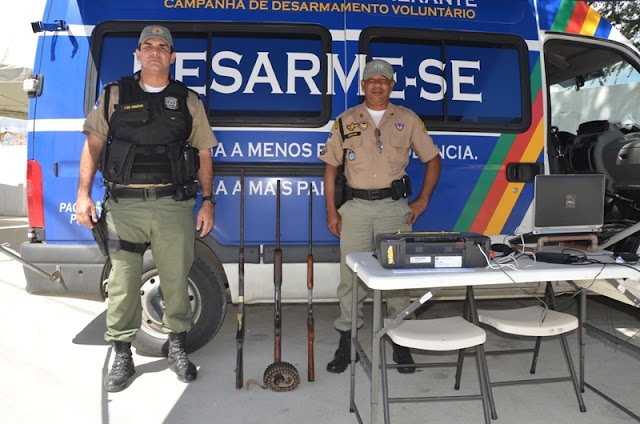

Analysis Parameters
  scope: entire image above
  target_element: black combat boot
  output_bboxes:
[327,330,359,374]
[168,332,198,383]
[104,341,135,392]
[392,342,415,374]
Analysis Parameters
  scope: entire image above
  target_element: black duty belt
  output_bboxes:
[349,188,393,201]
[109,185,178,200]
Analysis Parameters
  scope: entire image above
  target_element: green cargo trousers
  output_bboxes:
[104,196,196,343]
[334,197,413,333]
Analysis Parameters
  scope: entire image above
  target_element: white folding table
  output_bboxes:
[345,251,640,424]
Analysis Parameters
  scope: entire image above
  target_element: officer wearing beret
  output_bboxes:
[76,25,217,391]
[319,59,442,374]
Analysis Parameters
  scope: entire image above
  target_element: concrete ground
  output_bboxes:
[1,247,640,424]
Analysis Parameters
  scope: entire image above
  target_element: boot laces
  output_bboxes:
[110,351,132,375]
[170,338,193,368]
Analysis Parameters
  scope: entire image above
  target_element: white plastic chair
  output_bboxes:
[477,282,586,413]
[380,306,493,424]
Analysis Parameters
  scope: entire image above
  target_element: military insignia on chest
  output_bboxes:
[348,150,356,161]
[164,96,179,110]
[395,123,405,131]
[359,122,368,130]
[346,122,358,131]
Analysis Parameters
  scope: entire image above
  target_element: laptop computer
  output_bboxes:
[532,173,605,235]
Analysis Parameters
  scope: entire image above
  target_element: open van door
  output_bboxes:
[544,32,640,302]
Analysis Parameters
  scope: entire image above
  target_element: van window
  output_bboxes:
[546,39,640,177]
[360,27,531,133]
[547,40,640,135]
[87,22,332,128]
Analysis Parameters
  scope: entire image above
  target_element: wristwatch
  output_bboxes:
[202,195,216,205]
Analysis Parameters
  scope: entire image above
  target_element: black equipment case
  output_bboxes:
[375,232,491,269]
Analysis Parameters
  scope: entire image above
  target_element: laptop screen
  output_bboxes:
[533,174,605,234]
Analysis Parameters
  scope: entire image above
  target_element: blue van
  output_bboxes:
[21,0,640,355]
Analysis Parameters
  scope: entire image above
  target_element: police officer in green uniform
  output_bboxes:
[76,25,218,392]
[319,59,442,374]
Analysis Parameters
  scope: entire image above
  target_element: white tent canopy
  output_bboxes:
[0,1,47,119]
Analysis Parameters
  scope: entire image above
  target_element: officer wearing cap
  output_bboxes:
[76,25,218,392]
[319,59,442,374]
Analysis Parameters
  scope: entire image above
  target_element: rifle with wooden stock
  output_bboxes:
[263,179,300,391]
[235,170,245,389]
[307,186,315,382]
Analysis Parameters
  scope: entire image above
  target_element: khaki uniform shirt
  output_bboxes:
[319,103,439,190]
[83,79,218,150]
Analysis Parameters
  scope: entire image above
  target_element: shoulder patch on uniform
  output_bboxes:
[420,119,428,133]
[93,86,113,110]
[333,121,339,130]
[320,145,328,156]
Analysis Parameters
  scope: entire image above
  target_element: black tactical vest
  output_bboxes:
[101,73,194,185]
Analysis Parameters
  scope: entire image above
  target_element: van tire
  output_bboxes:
[129,255,228,357]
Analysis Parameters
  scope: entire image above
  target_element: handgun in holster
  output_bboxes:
[391,175,412,200]
[91,211,110,256]
[91,209,148,256]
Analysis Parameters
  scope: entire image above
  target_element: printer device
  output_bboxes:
[375,232,491,269]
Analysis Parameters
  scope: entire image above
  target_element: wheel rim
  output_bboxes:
[139,270,203,338]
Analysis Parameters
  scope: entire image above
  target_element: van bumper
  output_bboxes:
[20,242,107,301]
